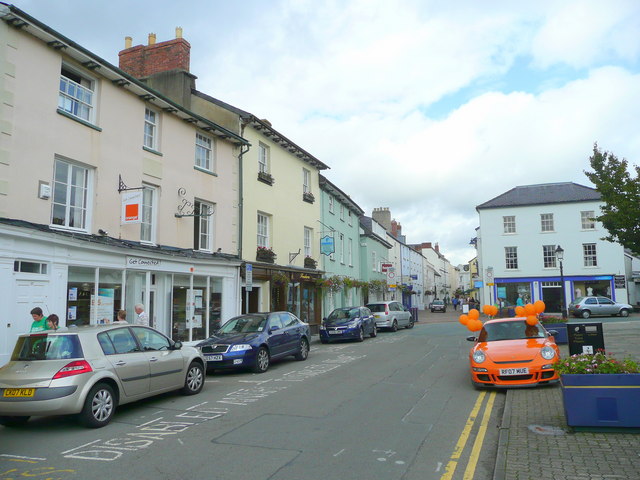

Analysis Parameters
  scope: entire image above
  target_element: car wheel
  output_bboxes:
[406,319,415,329]
[0,416,30,427]
[356,327,364,342]
[80,383,115,428]
[370,324,377,338]
[581,310,591,319]
[181,362,204,395]
[430,309,435,313]
[294,338,309,361]
[620,309,630,317]
[390,320,398,332]
[320,338,329,344]
[253,346,270,373]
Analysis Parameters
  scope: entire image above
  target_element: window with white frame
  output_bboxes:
[583,243,597,267]
[328,195,334,213]
[304,227,312,257]
[195,133,214,171]
[542,245,557,268]
[194,200,214,252]
[503,216,516,234]
[14,260,48,275]
[339,233,344,264]
[581,211,595,230]
[372,251,377,272]
[58,65,95,123]
[348,238,353,266]
[51,157,90,231]
[505,246,518,269]
[303,168,311,194]
[540,213,554,232]
[143,108,158,150]
[141,184,157,243]
[257,212,269,248]
[348,210,353,226]
[340,204,345,221]
[258,143,269,173]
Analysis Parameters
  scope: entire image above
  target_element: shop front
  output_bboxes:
[0,221,241,365]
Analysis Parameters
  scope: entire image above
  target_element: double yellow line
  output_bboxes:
[439,390,497,480]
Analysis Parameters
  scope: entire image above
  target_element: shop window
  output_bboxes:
[14,260,48,275]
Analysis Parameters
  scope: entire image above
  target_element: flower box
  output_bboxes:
[304,257,317,269]
[560,373,640,427]
[303,192,315,204]
[256,247,276,263]
[257,171,274,185]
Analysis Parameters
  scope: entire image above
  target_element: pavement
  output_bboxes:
[413,307,640,480]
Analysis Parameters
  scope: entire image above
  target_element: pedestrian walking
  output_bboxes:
[134,303,149,326]
[30,307,48,332]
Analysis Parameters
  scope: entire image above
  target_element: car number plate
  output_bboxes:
[499,368,529,376]
[205,354,223,361]
[3,388,35,398]
[328,330,342,335]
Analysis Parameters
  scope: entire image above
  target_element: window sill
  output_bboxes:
[56,108,102,132]
[143,146,163,157]
[49,225,90,235]
[194,166,218,176]
[258,173,274,185]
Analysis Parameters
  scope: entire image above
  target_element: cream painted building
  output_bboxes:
[0,5,249,364]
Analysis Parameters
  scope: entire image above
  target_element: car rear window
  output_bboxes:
[12,334,83,361]
[366,304,385,313]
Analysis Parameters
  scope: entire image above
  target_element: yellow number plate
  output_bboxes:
[3,388,35,398]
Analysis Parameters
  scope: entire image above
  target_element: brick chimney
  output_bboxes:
[119,27,191,79]
[372,207,392,232]
[391,220,402,238]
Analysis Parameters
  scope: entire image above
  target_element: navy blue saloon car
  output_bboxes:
[197,312,310,373]
[319,306,377,344]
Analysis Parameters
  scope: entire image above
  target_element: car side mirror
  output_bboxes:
[322,318,327,322]
[172,341,183,350]
[466,336,476,342]
[547,330,558,337]
[269,325,280,333]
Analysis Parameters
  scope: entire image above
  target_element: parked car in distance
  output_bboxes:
[430,300,446,313]
[197,312,310,374]
[467,317,560,388]
[568,296,633,318]
[320,306,377,343]
[365,301,413,331]
[0,325,206,428]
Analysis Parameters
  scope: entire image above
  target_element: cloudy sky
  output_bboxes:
[9,0,640,265]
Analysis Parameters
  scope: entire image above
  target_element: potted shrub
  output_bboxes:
[539,314,569,344]
[556,351,640,428]
[256,246,276,263]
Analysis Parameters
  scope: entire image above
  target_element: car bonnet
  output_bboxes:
[479,338,550,362]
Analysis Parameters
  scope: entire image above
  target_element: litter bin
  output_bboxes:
[567,322,605,356]
[410,307,419,323]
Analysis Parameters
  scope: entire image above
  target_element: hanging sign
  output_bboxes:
[121,190,143,224]
[381,263,393,273]
[320,235,335,256]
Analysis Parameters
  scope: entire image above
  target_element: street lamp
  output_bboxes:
[555,245,567,319]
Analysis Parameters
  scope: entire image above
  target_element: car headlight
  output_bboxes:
[347,320,360,328]
[472,350,485,363]
[230,344,252,352]
[540,346,556,360]
[319,323,326,330]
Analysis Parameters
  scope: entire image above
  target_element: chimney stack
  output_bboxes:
[371,207,392,232]
[148,33,156,45]
[119,28,191,79]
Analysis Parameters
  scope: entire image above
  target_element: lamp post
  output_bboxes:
[555,245,567,319]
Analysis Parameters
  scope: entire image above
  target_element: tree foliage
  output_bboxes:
[584,144,640,255]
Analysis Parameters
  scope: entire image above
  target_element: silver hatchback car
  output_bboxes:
[365,301,414,331]
[0,324,206,428]
[568,296,633,318]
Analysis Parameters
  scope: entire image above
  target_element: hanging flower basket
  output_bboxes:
[271,271,289,286]
[256,247,276,263]
[304,256,317,269]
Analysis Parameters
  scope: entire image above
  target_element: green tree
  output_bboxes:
[584,144,640,254]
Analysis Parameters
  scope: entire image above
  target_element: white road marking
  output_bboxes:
[333,449,346,457]
[0,454,47,461]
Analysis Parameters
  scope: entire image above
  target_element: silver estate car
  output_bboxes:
[365,301,414,331]
[0,324,206,428]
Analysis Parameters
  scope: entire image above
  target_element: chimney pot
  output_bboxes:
[124,36,132,49]
[176,27,183,39]
[148,33,156,45]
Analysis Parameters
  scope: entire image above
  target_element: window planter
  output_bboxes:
[304,257,317,269]
[257,171,274,185]
[256,247,276,263]
[303,192,315,204]
[560,374,640,428]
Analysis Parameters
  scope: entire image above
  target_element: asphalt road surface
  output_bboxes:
[0,313,505,480]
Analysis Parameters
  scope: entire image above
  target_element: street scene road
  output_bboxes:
[0,312,505,480]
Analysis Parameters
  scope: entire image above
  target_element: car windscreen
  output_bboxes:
[366,304,385,313]
[218,315,267,334]
[433,301,444,305]
[12,334,83,361]
[327,308,359,320]
[478,321,546,342]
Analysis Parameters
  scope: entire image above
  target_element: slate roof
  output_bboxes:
[476,182,601,210]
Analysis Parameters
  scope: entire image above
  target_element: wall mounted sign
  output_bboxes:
[320,235,335,256]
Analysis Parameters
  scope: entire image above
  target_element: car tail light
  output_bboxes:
[52,360,93,379]
[385,305,389,315]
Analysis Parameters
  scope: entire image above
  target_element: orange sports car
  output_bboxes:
[467,317,561,388]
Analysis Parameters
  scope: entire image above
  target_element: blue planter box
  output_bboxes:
[542,323,568,344]
[560,374,640,427]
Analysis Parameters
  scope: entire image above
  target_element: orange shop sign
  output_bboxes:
[121,190,143,224]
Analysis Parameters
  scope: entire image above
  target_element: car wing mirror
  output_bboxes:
[466,335,476,342]
[172,341,183,350]
[547,330,558,337]
[269,326,280,333]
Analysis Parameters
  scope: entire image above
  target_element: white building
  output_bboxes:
[476,183,628,313]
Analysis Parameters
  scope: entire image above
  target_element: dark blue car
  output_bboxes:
[196,312,310,373]
[319,306,377,344]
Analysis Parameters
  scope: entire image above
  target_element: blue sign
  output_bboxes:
[320,235,335,256]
